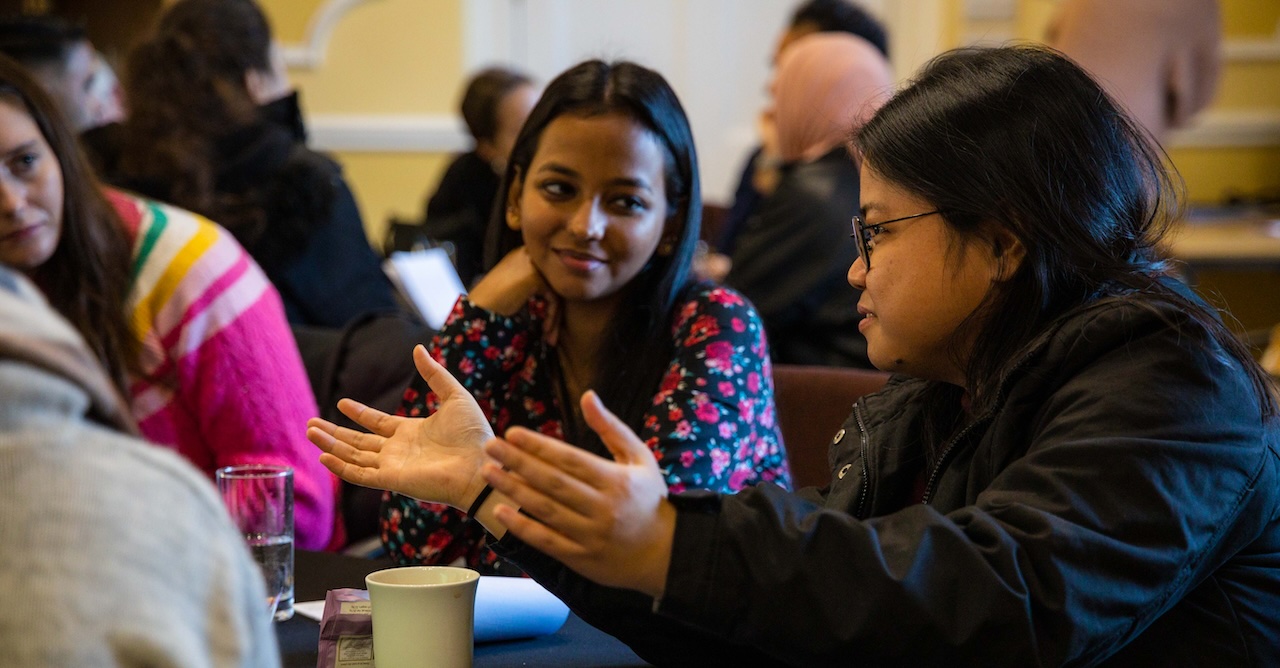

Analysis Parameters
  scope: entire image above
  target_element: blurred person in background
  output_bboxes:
[1047,0,1221,145]
[422,66,539,287]
[724,33,892,368]
[118,0,397,329]
[0,262,280,667]
[0,14,125,176]
[0,53,341,550]
[708,0,889,273]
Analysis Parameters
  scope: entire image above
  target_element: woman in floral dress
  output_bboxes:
[379,59,792,572]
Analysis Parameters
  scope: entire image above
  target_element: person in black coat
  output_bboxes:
[423,67,538,287]
[724,33,893,367]
[115,0,397,329]
[310,45,1280,665]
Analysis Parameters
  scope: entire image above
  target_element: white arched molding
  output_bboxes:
[280,0,383,70]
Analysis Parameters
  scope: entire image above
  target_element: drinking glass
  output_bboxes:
[216,464,295,621]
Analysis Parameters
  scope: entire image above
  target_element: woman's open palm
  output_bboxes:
[306,345,494,509]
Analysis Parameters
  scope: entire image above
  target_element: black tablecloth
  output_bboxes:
[278,550,650,667]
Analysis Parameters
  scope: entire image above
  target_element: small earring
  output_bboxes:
[657,239,675,256]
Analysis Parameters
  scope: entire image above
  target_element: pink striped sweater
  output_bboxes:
[108,189,340,550]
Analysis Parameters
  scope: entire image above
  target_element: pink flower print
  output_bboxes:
[738,398,755,424]
[669,482,687,494]
[728,468,753,491]
[717,381,735,397]
[705,340,734,372]
[710,448,729,476]
[458,357,476,376]
[707,288,744,306]
[731,317,746,333]
[484,346,501,360]
[680,450,696,468]
[668,407,683,422]
[718,421,736,439]
[675,420,692,438]
[695,401,719,423]
[760,404,775,429]
[747,371,760,393]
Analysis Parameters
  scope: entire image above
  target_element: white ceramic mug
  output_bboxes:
[365,566,480,668]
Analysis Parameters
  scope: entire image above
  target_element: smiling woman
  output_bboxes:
[376,59,792,574]
[311,45,1280,665]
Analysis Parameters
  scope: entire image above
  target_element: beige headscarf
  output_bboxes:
[1047,0,1222,142]
[771,33,895,164]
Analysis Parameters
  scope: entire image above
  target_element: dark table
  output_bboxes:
[278,550,650,667]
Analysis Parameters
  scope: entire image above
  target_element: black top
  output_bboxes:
[497,287,1280,666]
[724,147,869,368]
[423,150,501,287]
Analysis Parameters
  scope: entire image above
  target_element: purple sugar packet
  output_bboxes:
[317,588,374,668]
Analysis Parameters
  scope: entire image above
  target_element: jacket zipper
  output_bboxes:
[920,414,990,505]
[854,402,871,519]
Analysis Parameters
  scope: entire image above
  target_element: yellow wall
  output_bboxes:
[260,0,464,245]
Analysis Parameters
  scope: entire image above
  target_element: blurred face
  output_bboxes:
[484,83,539,173]
[507,112,669,309]
[31,40,96,131]
[0,100,65,273]
[848,164,1003,386]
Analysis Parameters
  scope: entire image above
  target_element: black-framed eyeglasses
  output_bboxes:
[851,210,943,269]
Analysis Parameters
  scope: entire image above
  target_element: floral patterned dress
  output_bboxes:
[381,282,791,573]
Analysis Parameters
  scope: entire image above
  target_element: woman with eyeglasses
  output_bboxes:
[309,45,1280,664]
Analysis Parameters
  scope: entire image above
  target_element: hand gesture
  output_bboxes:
[467,246,563,345]
[480,391,677,599]
[306,345,494,509]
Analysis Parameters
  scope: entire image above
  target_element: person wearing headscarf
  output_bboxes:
[724,32,893,367]
[1047,0,1221,143]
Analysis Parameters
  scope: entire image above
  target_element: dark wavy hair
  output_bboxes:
[118,0,276,228]
[853,44,1276,437]
[0,55,136,392]
[461,66,533,143]
[486,59,702,453]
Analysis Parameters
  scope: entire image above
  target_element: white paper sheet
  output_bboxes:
[473,575,570,642]
[383,248,466,329]
[295,576,570,642]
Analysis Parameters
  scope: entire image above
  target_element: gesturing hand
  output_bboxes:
[480,391,677,599]
[466,246,563,345]
[306,345,494,510]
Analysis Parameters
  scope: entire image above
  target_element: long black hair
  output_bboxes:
[853,45,1276,433]
[485,59,702,454]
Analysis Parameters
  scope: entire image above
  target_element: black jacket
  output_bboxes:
[423,150,500,288]
[725,148,869,368]
[497,291,1280,666]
